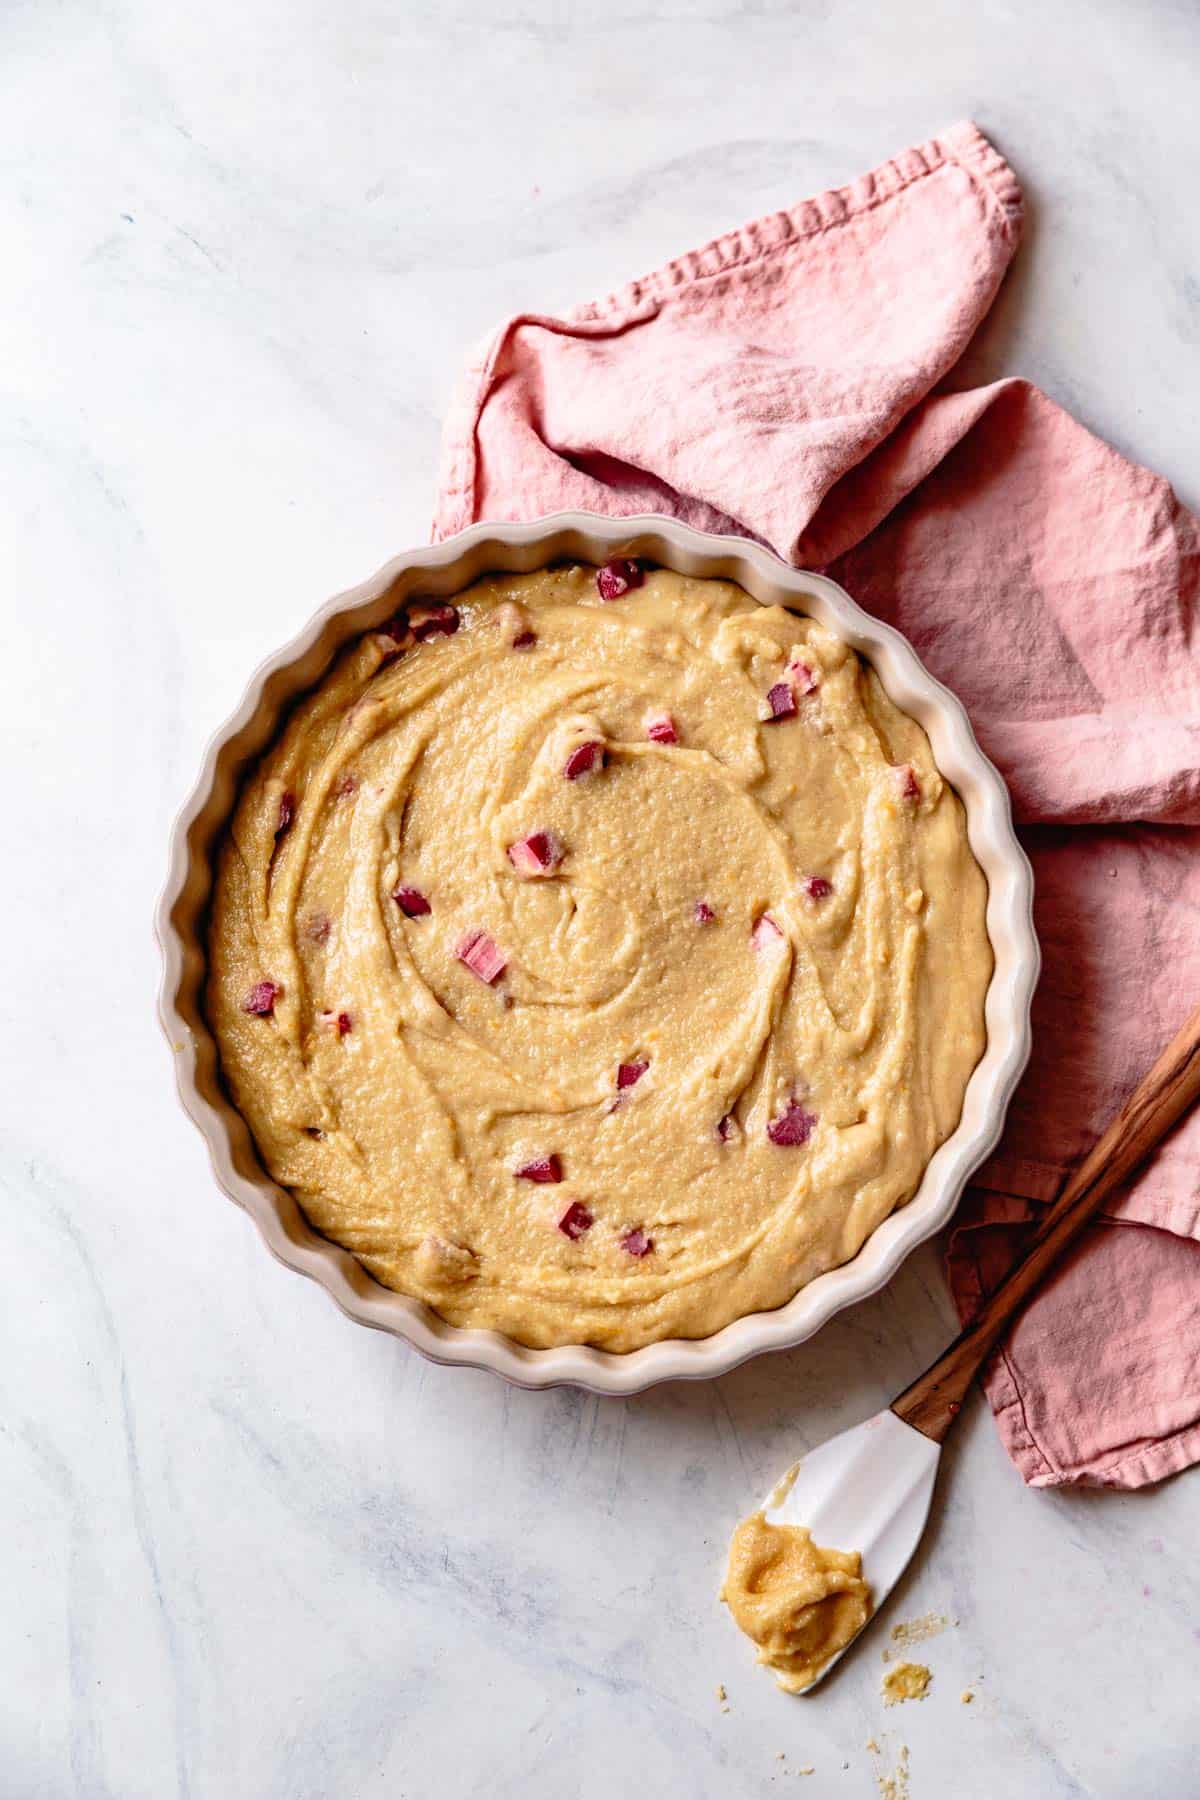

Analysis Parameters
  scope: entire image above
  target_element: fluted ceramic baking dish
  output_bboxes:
[157,514,1038,1394]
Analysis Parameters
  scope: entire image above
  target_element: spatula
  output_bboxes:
[755,1000,1200,1691]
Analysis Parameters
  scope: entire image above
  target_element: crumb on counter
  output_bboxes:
[882,1662,931,1706]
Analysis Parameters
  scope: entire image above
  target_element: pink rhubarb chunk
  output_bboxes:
[620,1227,654,1258]
[242,979,281,1017]
[512,629,537,650]
[516,1154,563,1184]
[645,709,678,744]
[767,1097,817,1147]
[896,763,921,802]
[617,1060,649,1090]
[563,740,605,781]
[409,603,460,641]
[393,884,431,918]
[716,1113,736,1142]
[751,912,784,953]
[507,830,565,877]
[803,875,833,900]
[557,1200,594,1240]
[336,1011,353,1037]
[694,900,716,924]
[456,929,508,984]
[787,656,819,696]
[596,558,644,600]
[275,790,295,836]
[764,682,797,722]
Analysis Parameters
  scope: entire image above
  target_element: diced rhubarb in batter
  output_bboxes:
[393,884,431,917]
[596,558,644,600]
[336,773,358,800]
[617,1060,649,1090]
[620,1227,654,1257]
[752,912,784,952]
[803,876,833,900]
[766,1097,817,1147]
[376,612,412,662]
[409,603,460,641]
[694,900,716,924]
[645,709,678,744]
[558,1200,594,1240]
[275,790,295,836]
[456,929,507,984]
[787,656,819,695]
[764,682,797,722]
[896,763,921,802]
[516,1154,563,1184]
[512,629,537,650]
[563,740,605,780]
[507,830,565,877]
[242,979,281,1017]
[716,1113,736,1142]
[336,1011,353,1037]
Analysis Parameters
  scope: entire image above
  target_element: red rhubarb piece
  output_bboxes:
[751,912,784,953]
[896,763,921,802]
[803,876,833,900]
[617,1060,649,1090]
[716,1113,736,1142]
[409,603,460,641]
[694,900,716,924]
[242,979,281,1017]
[563,740,605,780]
[764,682,797,722]
[393,884,431,917]
[516,1154,563,1184]
[787,656,819,696]
[767,1097,817,1147]
[335,773,358,800]
[507,830,565,877]
[376,612,412,663]
[275,790,295,837]
[645,709,678,745]
[596,559,644,601]
[456,929,507,984]
[512,629,537,650]
[557,1200,594,1240]
[336,1011,353,1037]
[620,1227,654,1258]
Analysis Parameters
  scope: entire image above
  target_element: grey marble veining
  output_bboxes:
[3,1,1198,1795]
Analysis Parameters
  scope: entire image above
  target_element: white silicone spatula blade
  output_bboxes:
[763,1408,941,1692]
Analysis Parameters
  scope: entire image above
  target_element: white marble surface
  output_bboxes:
[3,2,1198,1795]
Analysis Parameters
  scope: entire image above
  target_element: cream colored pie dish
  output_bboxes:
[158,517,1037,1389]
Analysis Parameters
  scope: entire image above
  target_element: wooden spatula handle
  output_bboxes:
[892,1001,1200,1443]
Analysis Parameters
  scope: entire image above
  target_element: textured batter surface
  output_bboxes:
[207,563,991,1350]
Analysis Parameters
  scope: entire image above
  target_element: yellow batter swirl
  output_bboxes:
[208,562,990,1350]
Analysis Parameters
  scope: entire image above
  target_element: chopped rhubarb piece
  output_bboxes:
[507,830,565,877]
[393,884,431,918]
[694,900,716,924]
[787,656,819,695]
[242,979,281,1017]
[336,1011,353,1037]
[596,558,644,600]
[764,682,797,722]
[767,1097,818,1147]
[456,929,507,984]
[304,911,332,944]
[376,611,412,662]
[803,875,833,900]
[516,1154,563,1184]
[512,629,537,649]
[617,1060,649,1090]
[620,1227,654,1258]
[335,773,358,800]
[563,740,605,780]
[896,763,921,802]
[645,709,678,745]
[716,1112,736,1142]
[409,603,460,641]
[751,912,784,953]
[275,790,295,837]
[557,1200,594,1240]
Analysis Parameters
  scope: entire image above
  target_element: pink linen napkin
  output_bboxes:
[433,122,1200,1488]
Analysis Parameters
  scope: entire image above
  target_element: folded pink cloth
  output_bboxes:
[434,122,1200,1488]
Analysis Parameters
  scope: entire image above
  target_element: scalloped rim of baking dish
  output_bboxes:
[156,514,1038,1395]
